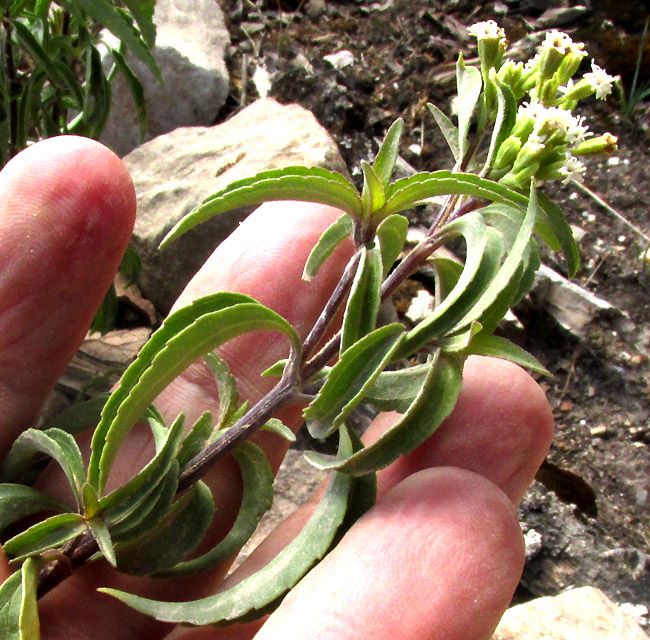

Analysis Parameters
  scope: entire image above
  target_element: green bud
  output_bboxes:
[499,162,540,191]
[571,133,618,156]
[493,135,522,170]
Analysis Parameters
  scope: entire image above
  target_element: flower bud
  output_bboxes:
[571,132,618,156]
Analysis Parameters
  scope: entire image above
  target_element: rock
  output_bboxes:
[492,586,648,639]
[125,98,348,314]
[100,0,230,157]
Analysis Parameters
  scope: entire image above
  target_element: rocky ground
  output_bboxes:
[215,0,650,626]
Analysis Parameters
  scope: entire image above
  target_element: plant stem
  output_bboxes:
[3,13,19,161]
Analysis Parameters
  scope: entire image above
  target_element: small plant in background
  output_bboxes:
[0,0,157,332]
[616,17,650,120]
[0,21,619,636]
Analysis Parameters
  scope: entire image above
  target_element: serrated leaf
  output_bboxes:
[302,214,353,282]
[304,324,404,439]
[100,428,355,625]
[158,442,274,578]
[87,516,116,567]
[372,118,403,186]
[0,429,85,507]
[466,333,550,376]
[115,481,214,576]
[360,161,386,217]
[382,171,528,220]
[428,102,460,162]
[161,167,362,248]
[305,352,463,475]
[0,484,71,537]
[89,293,299,492]
[3,513,86,561]
[341,246,383,352]
[18,557,39,640]
[456,54,482,159]
[376,214,408,277]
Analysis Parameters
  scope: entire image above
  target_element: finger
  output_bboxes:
[369,355,554,505]
[0,136,136,456]
[172,468,525,640]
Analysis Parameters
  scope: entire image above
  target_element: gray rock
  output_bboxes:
[100,0,230,157]
[492,586,648,639]
[125,98,348,314]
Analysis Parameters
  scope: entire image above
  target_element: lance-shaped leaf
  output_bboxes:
[382,171,528,220]
[176,412,213,468]
[376,214,408,277]
[99,413,185,517]
[87,516,116,568]
[18,557,40,640]
[260,418,296,442]
[362,364,430,413]
[101,428,355,625]
[465,333,550,376]
[482,71,517,175]
[120,0,156,48]
[341,246,383,352]
[0,429,85,508]
[0,570,22,639]
[158,442,274,578]
[160,167,362,248]
[428,102,460,162]
[456,54,483,160]
[115,481,214,576]
[303,214,353,282]
[305,352,463,475]
[304,324,404,439]
[3,513,86,561]
[204,352,239,428]
[372,118,404,186]
[89,292,299,492]
[0,485,71,537]
[536,191,579,277]
[361,161,386,217]
[111,48,147,143]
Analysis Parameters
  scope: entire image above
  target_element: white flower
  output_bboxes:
[558,154,586,183]
[467,20,506,44]
[584,62,617,99]
[525,132,545,153]
[541,30,583,56]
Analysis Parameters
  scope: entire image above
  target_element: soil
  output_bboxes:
[217,0,649,624]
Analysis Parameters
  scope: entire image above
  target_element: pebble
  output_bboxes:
[324,50,355,69]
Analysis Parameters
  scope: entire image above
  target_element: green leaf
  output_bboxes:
[360,160,386,217]
[466,333,551,376]
[260,418,296,442]
[204,352,239,429]
[427,102,460,162]
[376,214,408,278]
[372,118,404,187]
[18,557,40,640]
[66,0,159,76]
[100,428,355,625]
[0,571,22,639]
[3,513,86,561]
[176,412,213,468]
[89,292,299,492]
[115,481,214,576]
[305,352,463,475]
[37,394,108,437]
[536,191,579,277]
[483,71,517,175]
[0,484,71,537]
[111,48,147,143]
[302,214,353,282]
[439,321,482,353]
[160,167,362,248]
[0,429,85,507]
[382,171,528,220]
[456,54,482,160]
[10,20,67,87]
[304,324,404,439]
[87,516,116,567]
[157,442,274,578]
[120,0,156,48]
[341,246,383,352]
[363,363,430,413]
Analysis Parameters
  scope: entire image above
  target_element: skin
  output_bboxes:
[0,137,554,640]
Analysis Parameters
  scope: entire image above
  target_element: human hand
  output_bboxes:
[0,136,553,640]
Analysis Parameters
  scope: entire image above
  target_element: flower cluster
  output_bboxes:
[466,22,618,190]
